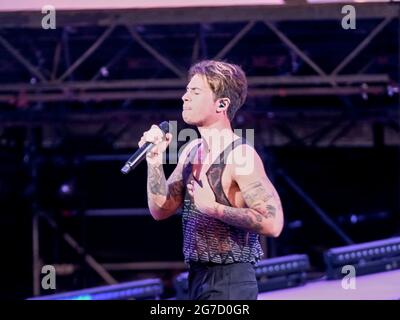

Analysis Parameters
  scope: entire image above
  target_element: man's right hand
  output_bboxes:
[138,124,173,164]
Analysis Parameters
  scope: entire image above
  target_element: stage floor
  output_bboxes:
[258,270,400,300]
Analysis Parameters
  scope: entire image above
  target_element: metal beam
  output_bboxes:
[0,85,388,103]
[58,24,116,81]
[332,16,394,75]
[265,20,333,85]
[293,116,346,146]
[0,75,389,92]
[191,35,200,64]
[277,168,354,245]
[0,4,397,28]
[0,107,397,128]
[41,213,118,285]
[213,21,256,60]
[90,45,131,81]
[247,74,389,86]
[0,34,47,82]
[327,119,358,146]
[274,122,304,146]
[32,211,40,296]
[51,41,62,80]
[125,25,186,79]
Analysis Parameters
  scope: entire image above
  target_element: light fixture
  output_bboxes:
[29,278,163,300]
[324,236,400,279]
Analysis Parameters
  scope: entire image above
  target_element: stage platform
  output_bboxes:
[257,270,400,300]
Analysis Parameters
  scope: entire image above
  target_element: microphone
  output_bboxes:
[120,121,171,175]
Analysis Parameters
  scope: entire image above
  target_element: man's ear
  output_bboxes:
[216,98,230,113]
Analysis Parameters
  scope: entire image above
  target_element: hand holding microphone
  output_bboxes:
[139,123,173,163]
[121,121,171,174]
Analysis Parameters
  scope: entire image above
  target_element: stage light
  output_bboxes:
[174,254,310,299]
[255,254,310,293]
[174,272,189,300]
[28,278,163,300]
[58,179,76,197]
[100,67,109,77]
[59,183,72,195]
[324,236,400,279]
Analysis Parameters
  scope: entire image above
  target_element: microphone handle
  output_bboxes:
[121,121,170,175]
[120,142,154,174]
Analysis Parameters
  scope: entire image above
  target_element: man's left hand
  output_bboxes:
[187,178,219,216]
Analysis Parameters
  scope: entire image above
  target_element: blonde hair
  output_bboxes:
[188,60,248,121]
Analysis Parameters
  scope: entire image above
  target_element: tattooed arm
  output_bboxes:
[147,139,200,220]
[212,145,283,237]
[147,162,184,220]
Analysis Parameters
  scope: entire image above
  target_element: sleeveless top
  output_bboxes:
[181,137,264,264]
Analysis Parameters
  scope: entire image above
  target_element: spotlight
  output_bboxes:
[59,183,72,195]
[255,254,310,293]
[324,237,400,279]
[28,278,163,300]
[174,272,189,300]
[100,67,109,77]
[58,179,76,198]
[387,85,399,97]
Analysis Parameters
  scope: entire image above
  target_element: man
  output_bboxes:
[138,60,284,300]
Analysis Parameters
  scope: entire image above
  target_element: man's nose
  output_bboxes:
[182,91,190,102]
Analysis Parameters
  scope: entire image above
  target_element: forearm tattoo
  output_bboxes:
[218,179,280,233]
[148,164,167,196]
[166,170,184,203]
[242,181,278,219]
[147,164,184,206]
[221,206,263,233]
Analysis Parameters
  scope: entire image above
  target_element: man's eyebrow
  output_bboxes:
[186,86,202,91]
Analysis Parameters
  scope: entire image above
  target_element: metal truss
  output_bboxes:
[0,3,397,103]
[0,2,398,147]
[32,211,118,296]
[1,107,398,148]
[0,3,397,28]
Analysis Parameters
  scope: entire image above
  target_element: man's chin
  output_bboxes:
[182,113,197,126]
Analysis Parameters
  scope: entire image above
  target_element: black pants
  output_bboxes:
[188,261,258,300]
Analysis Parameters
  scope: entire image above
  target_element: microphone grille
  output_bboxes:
[158,121,171,134]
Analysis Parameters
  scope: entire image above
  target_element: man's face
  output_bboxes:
[181,74,218,126]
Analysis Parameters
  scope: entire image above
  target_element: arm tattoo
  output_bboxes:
[148,163,167,196]
[242,181,277,219]
[221,206,263,233]
[265,205,276,219]
[216,179,281,233]
[147,164,184,208]
[166,170,184,202]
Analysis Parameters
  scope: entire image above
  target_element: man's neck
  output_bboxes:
[197,119,236,159]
